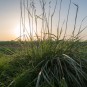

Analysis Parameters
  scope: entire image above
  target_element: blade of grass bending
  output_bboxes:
[57,0,63,40]
[59,20,65,39]
[8,80,15,87]
[36,70,42,87]
[78,16,87,36]
[72,3,79,37]
[51,0,58,34]
[63,0,71,40]
[74,25,87,39]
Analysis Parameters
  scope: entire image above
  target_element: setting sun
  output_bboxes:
[13,25,20,38]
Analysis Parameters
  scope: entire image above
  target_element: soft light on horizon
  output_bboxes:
[0,0,20,41]
[0,0,87,41]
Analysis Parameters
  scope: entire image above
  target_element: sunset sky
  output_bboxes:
[0,0,87,41]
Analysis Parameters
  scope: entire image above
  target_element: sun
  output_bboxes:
[13,25,20,38]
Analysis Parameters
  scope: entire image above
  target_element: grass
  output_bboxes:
[0,0,87,87]
[0,40,87,87]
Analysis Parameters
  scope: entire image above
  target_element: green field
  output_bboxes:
[0,40,87,87]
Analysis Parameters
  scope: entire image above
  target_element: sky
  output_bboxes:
[0,0,87,41]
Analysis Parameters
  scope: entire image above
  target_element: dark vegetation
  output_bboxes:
[0,40,87,87]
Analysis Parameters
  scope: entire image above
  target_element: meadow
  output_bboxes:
[0,0,87,87]
[0,40,87,87]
